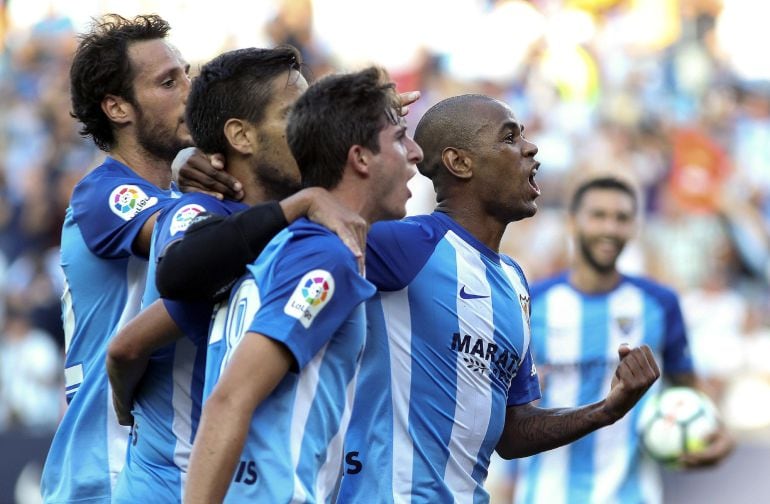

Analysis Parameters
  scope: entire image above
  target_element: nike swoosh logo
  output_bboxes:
[459,286,490,300]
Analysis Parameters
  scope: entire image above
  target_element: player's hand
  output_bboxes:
[305,188,368,275]
[604,344,660,422]
[174,147,245,201]
[112,392,134,427]
[679,422,734,468]
[398,91,420,116]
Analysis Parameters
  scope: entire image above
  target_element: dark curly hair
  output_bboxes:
[69,14,170,151]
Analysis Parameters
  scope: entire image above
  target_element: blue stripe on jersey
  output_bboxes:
[336,295,395,501]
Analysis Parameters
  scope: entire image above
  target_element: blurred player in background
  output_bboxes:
[503,174,733,504]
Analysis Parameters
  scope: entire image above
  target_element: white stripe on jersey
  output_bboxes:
[499,262,532,356]
[315,356,362,501]
[532,284,584,504]
[108,256,146,488]
[592,285,644,503]
[444,231,494,501]
[290,342,329,503]
[172,337,197,497]
[382,289,415,502]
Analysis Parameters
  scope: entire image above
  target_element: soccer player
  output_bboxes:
[335,95,661,502]
[42,15,194,503]
[184,66,422,503]
[107,46,377,503]
[505,174,733,504]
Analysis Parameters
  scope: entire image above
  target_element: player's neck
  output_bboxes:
[436,204,506,253]
[569,262,622,294]
[110,141,172,190]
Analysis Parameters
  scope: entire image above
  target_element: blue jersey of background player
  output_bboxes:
[203,219,375,502]
[337,212,541,503]
[513,273,690,504]
[509,174,732,504]
[111,194,245,503]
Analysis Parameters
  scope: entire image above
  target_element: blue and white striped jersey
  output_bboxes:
[205,218,375,503]
[112,194,246,503]
[42,158,178,503]
[338,212,541,504]
[514,273,693,504]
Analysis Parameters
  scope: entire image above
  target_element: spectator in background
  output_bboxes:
[0,299,61,431]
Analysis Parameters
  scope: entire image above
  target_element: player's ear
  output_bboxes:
[347,144,370,177]
[101,94,132,125]
[224,118,255,155]
[441,147,472,180]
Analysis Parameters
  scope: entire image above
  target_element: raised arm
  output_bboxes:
[496,344,660,459]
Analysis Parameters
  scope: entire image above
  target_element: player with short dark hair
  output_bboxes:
[184,66,422,503]
[506,173,733,504]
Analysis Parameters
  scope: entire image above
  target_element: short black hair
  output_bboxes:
[70,14,171,151]
[287,66,399,189]
[414,94,497,180]
[186,46,302,154]
[569,175,638,214]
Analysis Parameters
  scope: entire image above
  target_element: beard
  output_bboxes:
[253,160,302,201]
[135,106,193,164]
[577,234,620,275]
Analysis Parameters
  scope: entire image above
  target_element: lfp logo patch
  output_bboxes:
[109,184,158,221]
[169,204,206,236]
[284,269,335,328]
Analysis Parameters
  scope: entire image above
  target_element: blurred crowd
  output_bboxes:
[0,0,769,440]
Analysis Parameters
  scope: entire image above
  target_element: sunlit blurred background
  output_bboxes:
[1,0,769,502]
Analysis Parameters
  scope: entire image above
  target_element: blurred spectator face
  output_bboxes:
[127,40,193,162]
[571,187,637,273]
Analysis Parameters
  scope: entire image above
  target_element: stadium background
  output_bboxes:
[0,0,769,502]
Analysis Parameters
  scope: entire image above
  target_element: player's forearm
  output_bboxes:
[106,353,149,423]
[185,396,251,503]
[496,401,615,459]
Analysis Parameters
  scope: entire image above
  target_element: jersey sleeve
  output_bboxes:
[660,289,695,375]
[506,348,542,406]
[71,172,172,259]
[153,194,231,262]
[248,231,376,370]
[366,218,442,291]
[163,298,213,345]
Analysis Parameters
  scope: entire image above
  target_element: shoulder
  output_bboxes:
[159,194,238,236]
[623,274,681,307]
[368,214,445,248]
[71,159,169,220]
[529,272,570,297]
